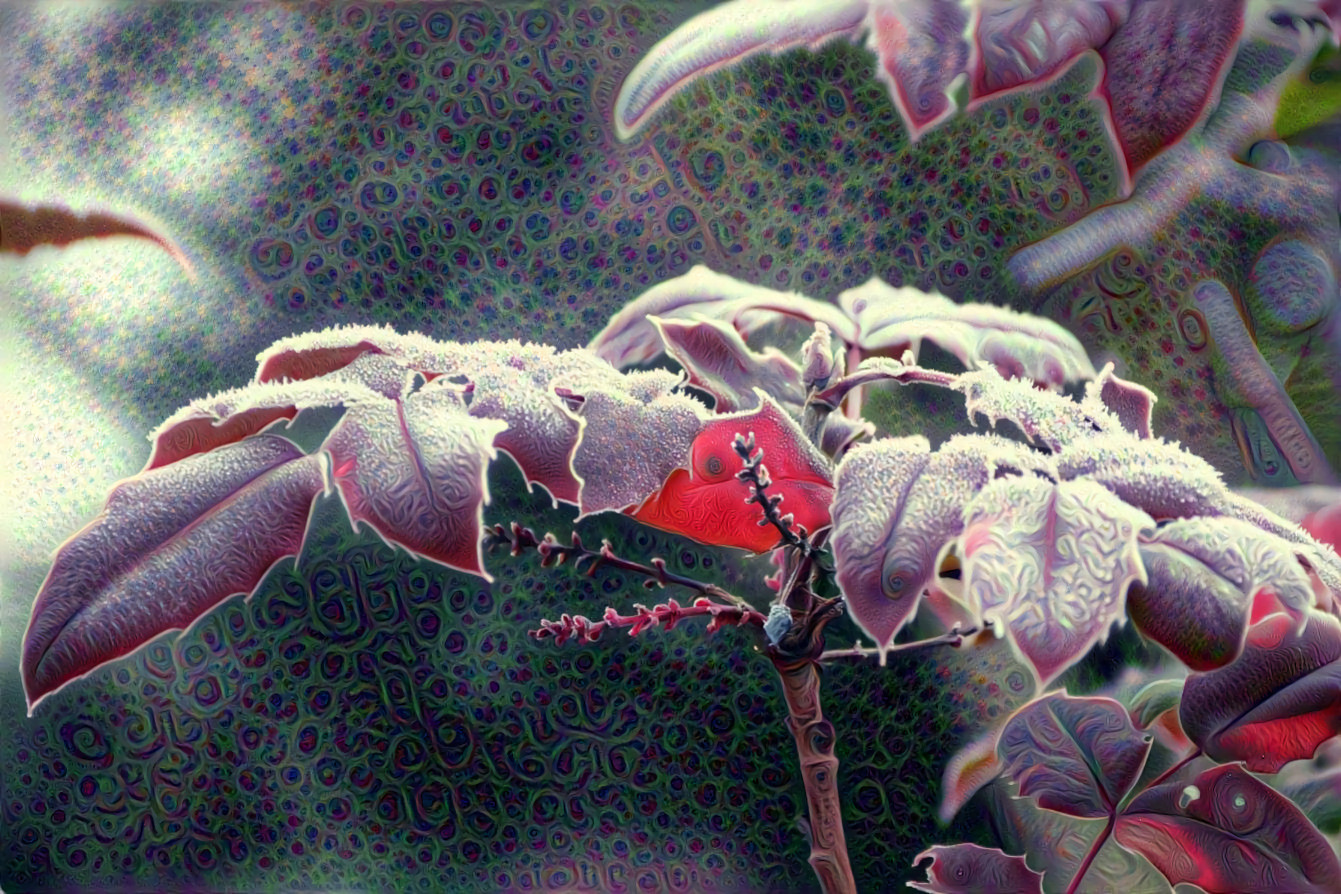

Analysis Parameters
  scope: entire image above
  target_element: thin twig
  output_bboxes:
[531,597,766,644]
[819,627,978,663]
[484,523,750,607]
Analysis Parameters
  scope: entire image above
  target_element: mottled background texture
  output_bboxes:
[0,2,1334,892]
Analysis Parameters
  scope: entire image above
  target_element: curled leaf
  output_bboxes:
[997,693,1151,820]
[908,843,1043,894]
[1180,612,1341,772]
[21,437,326,710]
[1114,764,1341,894]
[960,476,1153,686]
[648,315,803,412]
[1128,517,1315,671]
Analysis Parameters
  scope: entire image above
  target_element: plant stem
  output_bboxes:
[1064,814,1115,894]
[769,597,856,894]
[1143,747,1202,792]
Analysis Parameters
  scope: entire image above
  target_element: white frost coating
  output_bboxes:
[959,475,1153,687]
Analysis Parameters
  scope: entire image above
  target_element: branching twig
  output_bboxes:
[531,597,766,644]
[819,626,978,663]
[484,522,748,606]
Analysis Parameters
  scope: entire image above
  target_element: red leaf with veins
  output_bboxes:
[1180,612,1341,772]
[1114,764,1341,894]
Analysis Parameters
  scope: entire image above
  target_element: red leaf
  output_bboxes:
[1180,612,1341,772]
[1115,764,1341,894]
[908,844,1043,894]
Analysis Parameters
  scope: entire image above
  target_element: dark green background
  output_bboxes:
[0,3,1330,891]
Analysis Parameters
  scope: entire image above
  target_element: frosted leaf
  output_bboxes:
[960,476,1153,686]
[1080,362,1157,439]
[953,367,1103,451]
[148,353,406,469]
[564,369,707,516]
[323,381,507,580]
[1057,434,1225,520]
[588,265,855,368]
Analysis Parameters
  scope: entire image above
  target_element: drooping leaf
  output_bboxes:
[831,434,1037,652]
[1114,763,1341,894]
[959,476,1153,686]
[1180,612,1341,772]
[0,196,193,274]
[1125,678,1193,754]
[629,393,831,552]
[323,380,507,580]
[612,0,870,141]
[648,315,804,412]
[907,843,1043,894]
[1128,517,1316,670]
[837,278,1094,387]
[939,728,1003,825]
[21,436,326,710]
[997,693,1152,820]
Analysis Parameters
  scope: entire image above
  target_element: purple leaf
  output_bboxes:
[960,476,1153,686]
[1128,517,1315,671]
[648,315,804,412]
[971,1,1128,98]
[1180,612,1341,772]
[21,436,326,710]
[866,1,970,137]
[1099,0,1242,172]
[997,693,1152,819]
[832,434,1034,653]
[1114,764,1341,894]
[324,381,507,580]
[837,279,1094,387]
[1081,363,1157,440]
[908,843,1043,894]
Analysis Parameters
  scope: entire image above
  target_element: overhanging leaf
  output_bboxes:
[837,278,1094,387]
[960,476,1153,686]
[831,434,1034,653]
[1180,612,1341,772]
[648,315,804,412]
[1114,764,1341,894]
[997,693,1152,820]
[21,436,326,710]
